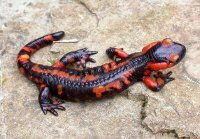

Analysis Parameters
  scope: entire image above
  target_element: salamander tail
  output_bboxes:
[17,31,65,74]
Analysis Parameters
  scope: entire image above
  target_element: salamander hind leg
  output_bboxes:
[106,47,128,61]
[143,71,175,91]
[38,85,65,116]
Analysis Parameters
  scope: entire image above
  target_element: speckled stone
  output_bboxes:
[1,0,200,138]
[184,42,200,83]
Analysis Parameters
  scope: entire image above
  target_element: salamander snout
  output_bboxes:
[154,38,186,65]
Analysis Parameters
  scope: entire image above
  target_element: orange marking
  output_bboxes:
[93,86,106,98]
[144,70,151,76]
[115,48,128,58]
[105,81,121,90]
[84,74,98,81]
[22,47,36,53]
[143,76,157,88]
[19,67,25,74]
[69,75,80,80]
[110,62,120,70]
[57,85,63,95]
[121,76,131,85]
[147,62,174,71]
[44,35,54,41]
[17,55,30,63]
[103,64,110,72]
[162,38,173,46]
[32,65,83,80]
[156,78,164,86]
[31,65,72,79]
[110,62,116,67]
[22,47,31,52]
[53,61,65,68]
[142,41,159,54]
[40,84,46,88]
[103,60,130,72]
[169,54,179,63]
[93,80,121,98]
[20,54,30,59]
[124,69,134,78]
[124,72,131,78]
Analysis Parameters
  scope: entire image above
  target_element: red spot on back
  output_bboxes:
[83,74,98,81]
[57,85,63,95]
[103,64,110,72]
[121,76,131,85]
[92,80,121,98]
[53,61,65,68]
[142,41,159,54]
[44,35,54,41]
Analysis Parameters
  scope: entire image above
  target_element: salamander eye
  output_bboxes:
[162,38,174,47]
[169,54,179,63]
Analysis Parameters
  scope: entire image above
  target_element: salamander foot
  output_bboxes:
[39,86,66,116]
[154,71,175,84]
[40,102,66,116]
[76,48,98,68]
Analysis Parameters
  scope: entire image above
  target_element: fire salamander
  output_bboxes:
[17,31,186,116]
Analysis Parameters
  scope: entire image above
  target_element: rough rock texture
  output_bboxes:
[1,0,200,138]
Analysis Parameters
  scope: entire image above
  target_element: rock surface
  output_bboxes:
[1,0,200,138]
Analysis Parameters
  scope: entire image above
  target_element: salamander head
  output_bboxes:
[143,38,186,70]
[154,38,186,64]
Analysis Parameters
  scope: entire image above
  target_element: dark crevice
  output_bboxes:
[139,94,192,139]
[140,94,148,120]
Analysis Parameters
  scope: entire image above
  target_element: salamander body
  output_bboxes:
[17,31,186,116]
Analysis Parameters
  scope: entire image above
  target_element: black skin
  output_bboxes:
[17,31,186,116]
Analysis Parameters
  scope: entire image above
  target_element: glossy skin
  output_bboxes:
[17,31,186,116]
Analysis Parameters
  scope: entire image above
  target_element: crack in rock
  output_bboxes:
[76,0,99,27]
[127,92,181,138]
[139,94,191,139]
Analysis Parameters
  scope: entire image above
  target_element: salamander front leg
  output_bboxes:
[75,48,97,69]
[142,71,175,91]
[38,85,65,116]
[53,48,97,69]
[106,47,128,61]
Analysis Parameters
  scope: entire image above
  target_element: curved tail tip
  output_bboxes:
[52,31,65,41]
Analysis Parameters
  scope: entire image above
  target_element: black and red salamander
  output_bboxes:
[17,31,186,116]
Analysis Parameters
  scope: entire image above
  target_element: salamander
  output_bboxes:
[17,31,186,116]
